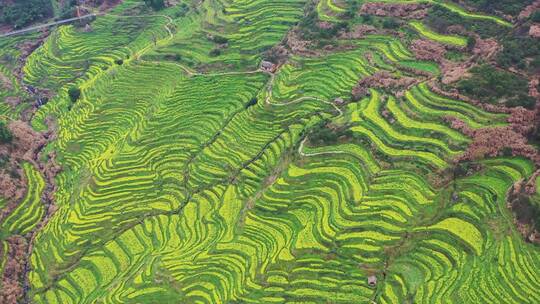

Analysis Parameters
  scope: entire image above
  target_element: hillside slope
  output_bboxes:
[0,0,539,303]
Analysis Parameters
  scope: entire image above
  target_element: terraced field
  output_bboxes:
[1,0,539,303]
[0,33,40,119]
[408,21,467,47]
[1,163,45,236]
[0,162,45,278]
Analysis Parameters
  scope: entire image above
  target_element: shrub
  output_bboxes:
[0,121,12,144]
[505,95,536,109]
[309,120,353,146]
[496,36,540,72]
[466,36,476,50]
[0,0,54,29]
[532,11,540,22]
[382,18,399,29]
[209,48,221,57]
[456,64,534,108]
[211,35,228,44]
[245,97,258,109]
[144,0,165,11]
[68,87,81,103]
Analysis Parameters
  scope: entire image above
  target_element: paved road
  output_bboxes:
[0,14,100,38]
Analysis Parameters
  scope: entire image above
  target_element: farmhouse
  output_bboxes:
[334,97,345,105]
[260,60,277,73]
[367,275,377,287]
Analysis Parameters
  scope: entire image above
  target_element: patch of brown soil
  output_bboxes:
[360,2,430,19]
[529,24,540,38]
[443,37,499,84]
[411,34,500,85]
[7,120,47,162]
[4,96,21,107]
[410,39,446,62]
[339,24,378,39]
[472,37,499,58]
[0,24,13,34]
[444,111,540,166]
[351,71,418,100]
[285,29,357,57]
[0,72,13,90]
[285,30,315,56]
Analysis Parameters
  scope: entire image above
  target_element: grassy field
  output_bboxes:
[0,0,538,303]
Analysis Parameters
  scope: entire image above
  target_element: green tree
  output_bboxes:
[68,87,81,103]
[0,0,54,29]
[457,64,534,108]
[0,121,12,144]
[144,0,165,11]
[382,18,399,29]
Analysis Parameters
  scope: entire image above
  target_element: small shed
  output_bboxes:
[334,97,345,105]
[367,275,377,287]
[260,60,277,73]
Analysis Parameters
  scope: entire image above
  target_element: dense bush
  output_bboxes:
[58,0,77,20]
[532,11,540,22]
[0,121,12,144]
[211,35,229,44]
[497,36,540,72]
[511,193,540,233]
[309,120,353,145]
[68,87,81,103]
[144,0,165,11]
[457,64,535,108]
[457,0,533,16]
[209,48,221,57]
[245,97,258,109]
[0,0,54,29]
